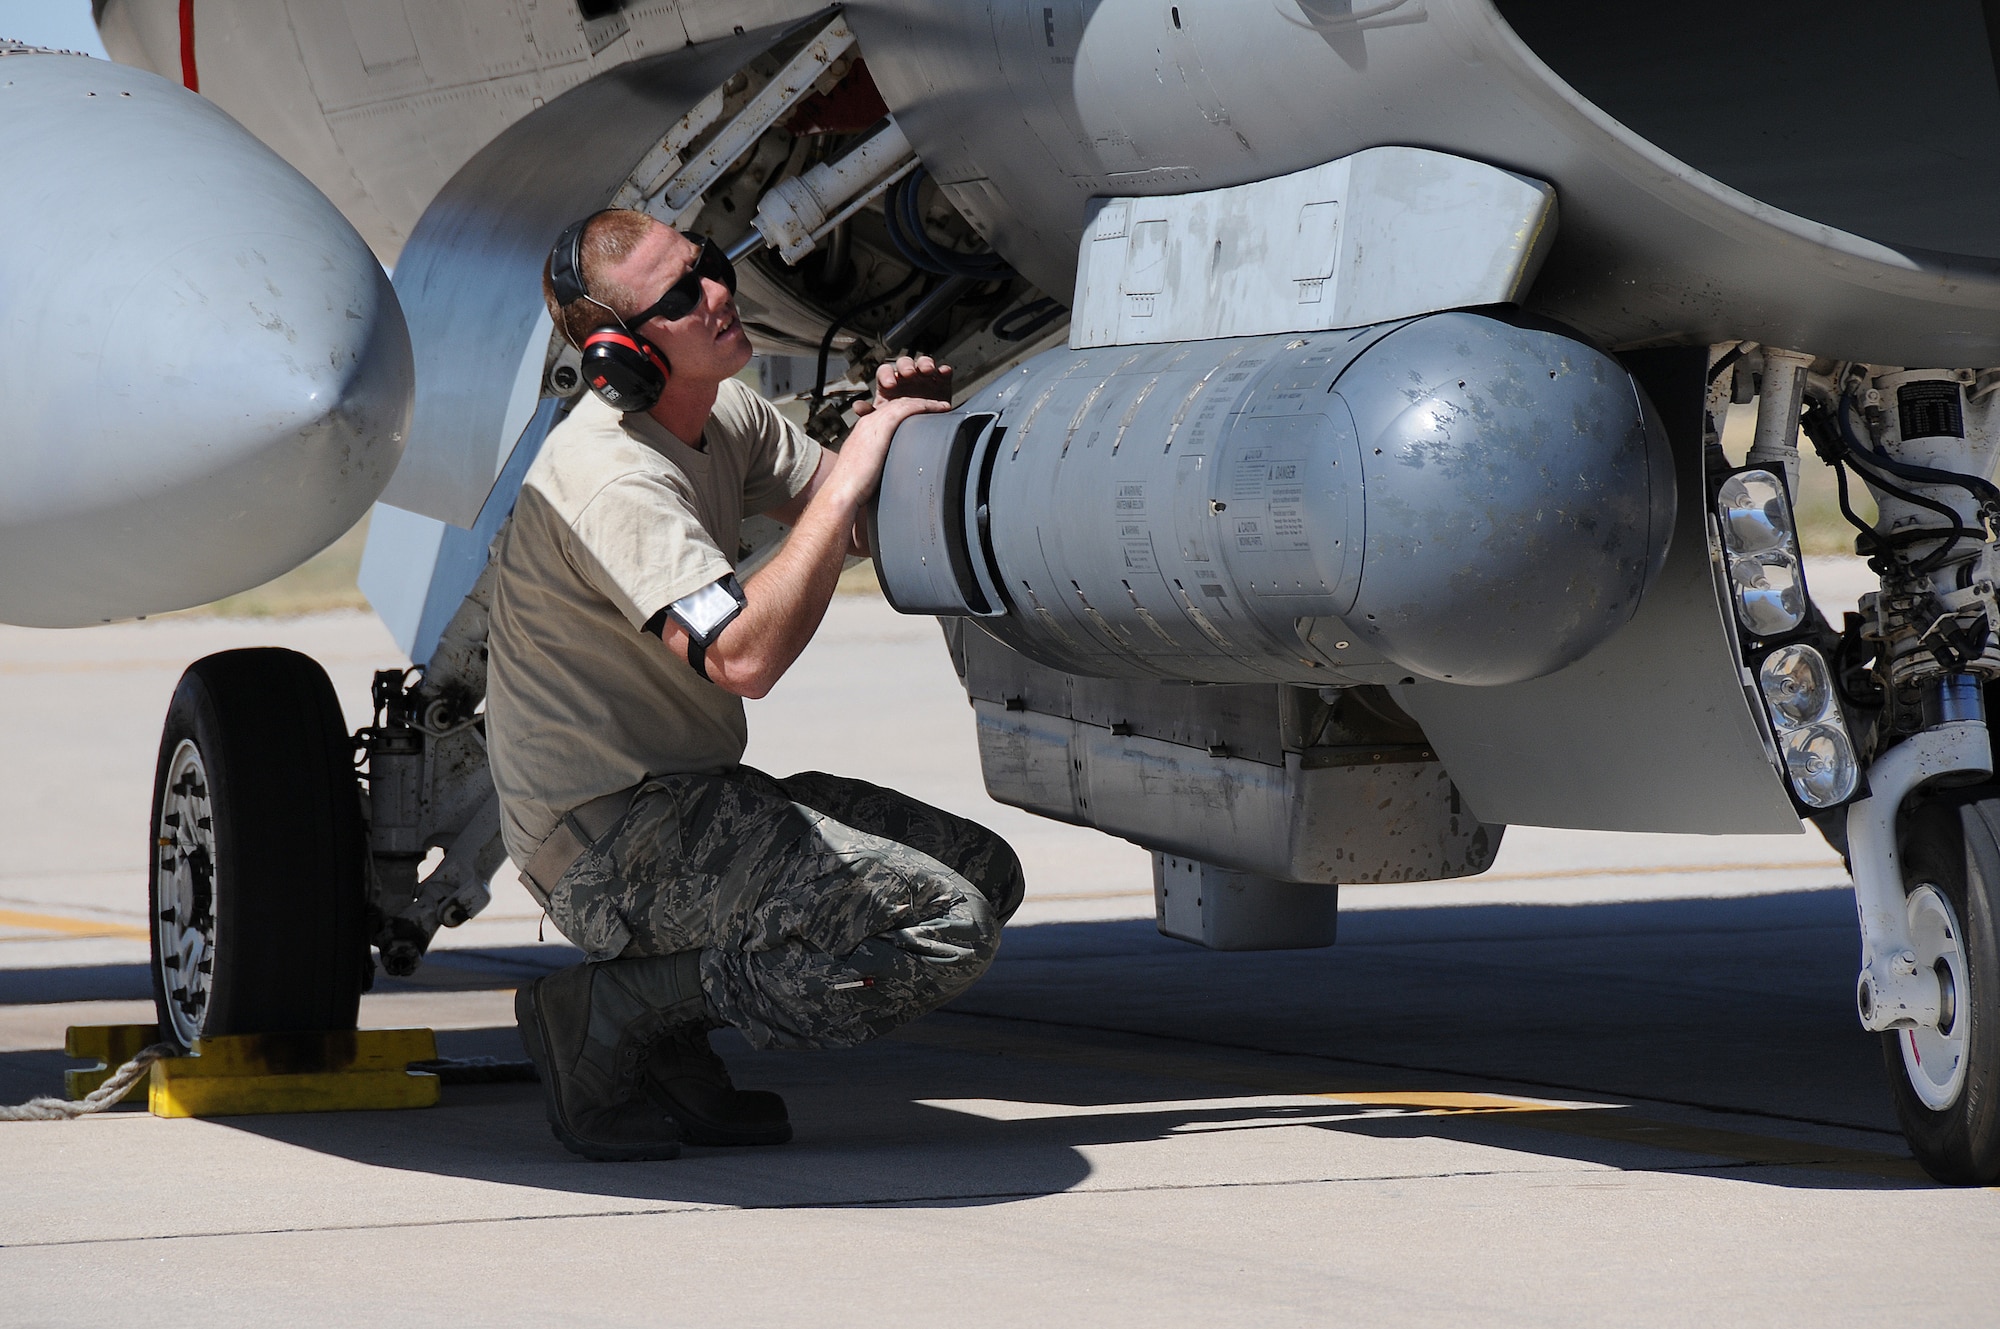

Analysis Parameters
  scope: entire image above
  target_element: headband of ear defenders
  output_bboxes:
[548,212,605,311]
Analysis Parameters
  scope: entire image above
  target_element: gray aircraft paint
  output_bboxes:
[91,0,827,265]
[849,0,2000,366]
[23,1,1953,842]
[96,1,2000,367]
[1395,348,1805,834]
[1067,148,1557,347]
[82,0,2000,586]
[379,24,797,528]
[0,48,410,627]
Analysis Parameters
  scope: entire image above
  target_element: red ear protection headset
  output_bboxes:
[578,325,670,414]
[548,214,738,414]
[550,211,669,412]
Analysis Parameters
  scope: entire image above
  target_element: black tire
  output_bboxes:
[149,648,365,1050]
[1885,796,2000,1184]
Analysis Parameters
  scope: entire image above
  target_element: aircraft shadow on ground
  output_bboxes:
[3,890,1937,1202]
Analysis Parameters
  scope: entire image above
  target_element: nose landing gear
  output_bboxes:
[147,649,367,1052]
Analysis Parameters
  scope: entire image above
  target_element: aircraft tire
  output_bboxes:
[1884,796,2000,1185]
[149,648,366,1051]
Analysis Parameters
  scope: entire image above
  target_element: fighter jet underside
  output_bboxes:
[8,0,2000,1181]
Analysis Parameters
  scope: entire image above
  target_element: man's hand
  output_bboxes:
[827,393,952,506]
[851,354,952,417]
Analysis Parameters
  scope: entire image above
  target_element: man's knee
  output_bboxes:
[899,874,1002,968]
[775,771,1020,912]
[708,876,1000,1051]
[970,831,1026,923]
[844,880,1000,1016]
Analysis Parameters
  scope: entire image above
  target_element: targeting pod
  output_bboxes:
[872,311,1676,687]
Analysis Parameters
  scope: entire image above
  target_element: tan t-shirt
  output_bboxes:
[486,380,822,866]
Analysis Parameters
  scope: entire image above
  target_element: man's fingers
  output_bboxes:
[868,354,956,411]
[851,397,875,416]
[881,393,950,419]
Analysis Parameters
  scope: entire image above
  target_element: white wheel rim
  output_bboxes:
[155,739,217,1047]
[1900,881,1971,1111]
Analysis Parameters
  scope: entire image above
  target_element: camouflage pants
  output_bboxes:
[546,767,1025,1051]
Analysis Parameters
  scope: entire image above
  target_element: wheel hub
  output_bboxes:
[155,739,217,1048]
[1900,881,1971,1110]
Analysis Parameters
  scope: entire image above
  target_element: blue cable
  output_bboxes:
[880,179,940,274]
[879,173,941,273]
[888,168,1011,280]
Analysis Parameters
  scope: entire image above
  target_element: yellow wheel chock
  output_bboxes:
[65,1025,441,1117]
[64,1023,160,1105]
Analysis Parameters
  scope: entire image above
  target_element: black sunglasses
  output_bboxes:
[622,235,737,329]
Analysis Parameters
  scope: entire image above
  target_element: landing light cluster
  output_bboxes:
[1717,468,1860,809]
[1720,469,1807,636]
[1760,644,1859,807]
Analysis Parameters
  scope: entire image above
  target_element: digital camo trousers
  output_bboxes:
[546,767,1025,1051]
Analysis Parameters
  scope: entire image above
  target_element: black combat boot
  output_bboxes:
[644,1021,792,1146]
[514,952,707,1161]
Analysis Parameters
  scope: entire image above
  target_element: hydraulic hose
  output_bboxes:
[1841,393,2000,516]
[1803,397,1973,575]
[885,169,1012,280]
[992,296,1065,342]
[812,270,925,407]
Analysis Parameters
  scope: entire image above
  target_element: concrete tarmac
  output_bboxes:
[0,560,1995,1326]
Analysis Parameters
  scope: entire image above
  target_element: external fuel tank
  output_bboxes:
[0,46,411,627]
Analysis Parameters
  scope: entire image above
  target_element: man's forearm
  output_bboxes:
[698,474,860,697]
[659,392,943,696]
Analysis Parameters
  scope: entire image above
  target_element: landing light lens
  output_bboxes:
[1731,553,1807,636]
[1759,643,1835,727]
[1717,471,1797,556]
[1780,722,1860,808]
[1717,474,1857,809]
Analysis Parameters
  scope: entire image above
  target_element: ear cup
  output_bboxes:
[579,328,670,413]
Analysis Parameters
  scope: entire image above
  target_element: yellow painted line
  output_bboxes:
[897,1017,1926,1181]
[0,651,387,677]
[921,1094,1357,1122]
[1473,859,1842,884]
[918,1090,1612,1124]
[1497,1109,1928,1181]
[1030,859,1848,902]
[1319,1090,1594,1115]
[0,908,148,940]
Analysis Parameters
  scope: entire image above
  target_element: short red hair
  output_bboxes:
[541,208,663,348]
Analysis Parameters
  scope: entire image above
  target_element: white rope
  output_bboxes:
[0,1044,176,1121]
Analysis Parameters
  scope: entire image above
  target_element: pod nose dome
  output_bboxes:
[1336,313,1677,685]
[0,50,411,626]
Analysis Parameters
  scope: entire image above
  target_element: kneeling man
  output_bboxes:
[487,208,1023,1160]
